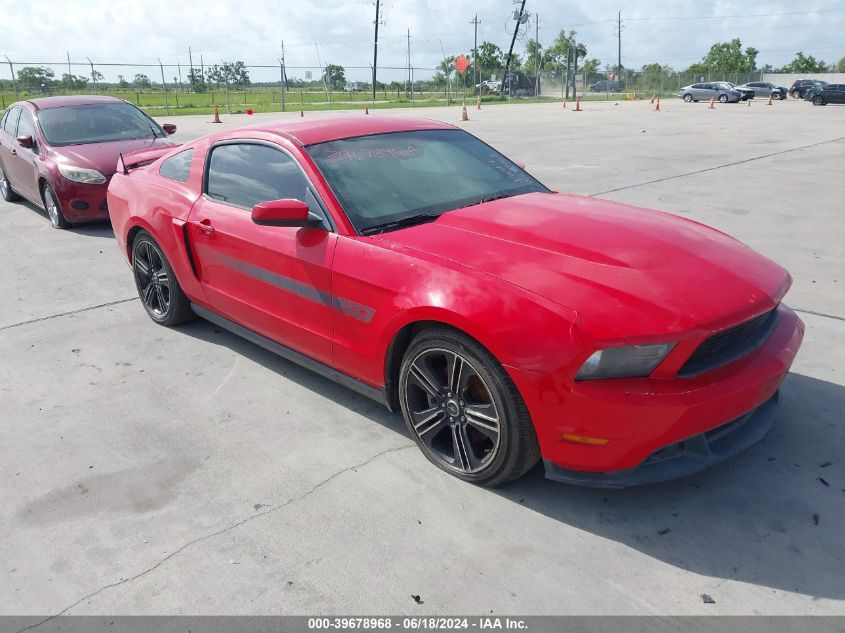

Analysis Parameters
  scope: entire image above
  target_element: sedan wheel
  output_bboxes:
[131,231,194,326]
[42,184,69,229]
[399,328,540,486]
[719,94,728,103]
[683,94,693,103]
[0,165,19,202]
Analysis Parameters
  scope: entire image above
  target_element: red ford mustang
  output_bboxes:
[107,116,804,487]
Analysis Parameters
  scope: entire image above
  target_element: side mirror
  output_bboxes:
[162,123,177,135]
[16,135,34,149]
[252,199,321,228]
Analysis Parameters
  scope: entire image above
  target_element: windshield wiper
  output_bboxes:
[456,191,515,210]
[361,213,441,236]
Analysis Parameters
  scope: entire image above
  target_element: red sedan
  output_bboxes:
[0,96,176,228]
[107,116,804,487]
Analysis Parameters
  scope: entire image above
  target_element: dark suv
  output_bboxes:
[806,84,845,106]
[789,79,828,99]
[589,79,625,92]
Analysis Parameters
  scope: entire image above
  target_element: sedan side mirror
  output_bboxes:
[252,199,323,228]
[162,123,177,135]
[16,135,34,149]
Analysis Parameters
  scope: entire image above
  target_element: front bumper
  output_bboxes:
[544,390,780,488]
[507,304,804,484]
[52,177,110,223]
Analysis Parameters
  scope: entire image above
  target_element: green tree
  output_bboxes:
[133,73,152,89]
[778,52,829,73]
[321,64,346,90]
[117,74,129,89]
[523,39,544,75]
[543,30,587,72]
[837,57,845,73]
[60,73,88,90]
[206,62,251,89]
[187,67,206,93]
[474,41,505,76]
[689,38,758,72]
[17,66,55,89]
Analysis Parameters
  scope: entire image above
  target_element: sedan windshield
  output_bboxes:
[36,103,164,146]
[306,129,548,234]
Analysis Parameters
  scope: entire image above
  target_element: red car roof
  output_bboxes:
[26,95,124,109]
[231,115,457,145]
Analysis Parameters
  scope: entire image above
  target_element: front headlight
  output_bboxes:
[575,343,675,380]
[58,164,107,185]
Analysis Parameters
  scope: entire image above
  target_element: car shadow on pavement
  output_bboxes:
[179,319,843,600]
[11,198,114,237]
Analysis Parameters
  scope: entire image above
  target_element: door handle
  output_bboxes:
[194,218,215,236]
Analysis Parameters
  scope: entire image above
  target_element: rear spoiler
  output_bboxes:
[117,145,181,173]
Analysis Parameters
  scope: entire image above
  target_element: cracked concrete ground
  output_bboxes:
[1,100,843,618]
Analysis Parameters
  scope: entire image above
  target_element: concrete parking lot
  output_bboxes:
[1,99,843,618]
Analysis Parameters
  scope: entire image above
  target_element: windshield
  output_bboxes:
[36,103,164,146]
[306,129,548,234]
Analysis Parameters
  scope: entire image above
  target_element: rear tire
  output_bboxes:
[0,165,20,202]
[42,183,70,229]
[398,327,540,487]
[812,95,825,106]
[131,231,195,326]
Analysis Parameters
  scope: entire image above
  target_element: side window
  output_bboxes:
[3,108,20,135]
[16,110,35,140]
[205,143,311,209]
[159,148,194,182]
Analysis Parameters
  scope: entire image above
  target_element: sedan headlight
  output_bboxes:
[58,164,107,185]
[575,343,675,380]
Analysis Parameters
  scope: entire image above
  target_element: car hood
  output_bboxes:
[49,137,177,177]
[373,192,789,340]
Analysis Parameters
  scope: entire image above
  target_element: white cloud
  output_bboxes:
[1,0,843,83]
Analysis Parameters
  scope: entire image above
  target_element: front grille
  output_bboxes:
[678,308,778,377]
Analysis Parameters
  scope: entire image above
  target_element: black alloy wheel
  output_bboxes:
[399,328,540,486]
[131,231,194,326]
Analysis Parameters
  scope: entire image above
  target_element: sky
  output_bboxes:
[1,0,843,83]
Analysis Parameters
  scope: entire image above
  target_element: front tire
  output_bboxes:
[131,231,194,326]
[42,184,70,229]
[683,94,692,103]
[0,165,20,202]
[719,94,728,103]
[398,327,540,487]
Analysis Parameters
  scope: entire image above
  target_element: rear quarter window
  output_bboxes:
[159,148,194,182]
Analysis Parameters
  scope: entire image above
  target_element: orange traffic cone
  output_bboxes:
[574,96,581,111]
[562,99,567,109]
[708,97,715,109]
[300,109,304,117]
[476,96,481,110]
[767,94,773,106]
[365,106,369,114]
[650,94,655,104]
[747,98,751,107]
[212,105,222,123]
[461,106,469,121]
[655,97,660,111]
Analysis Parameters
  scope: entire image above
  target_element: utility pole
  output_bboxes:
[5,56,18,99]
[406,29,412,99]
[614,10,624,78]
[534,13,540,97]
[66,51,71,77]
[372,0,381,102]
[470,15,480,86]
[280,40,287,112]
[501,0,527,96]
[188,46,194,90]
